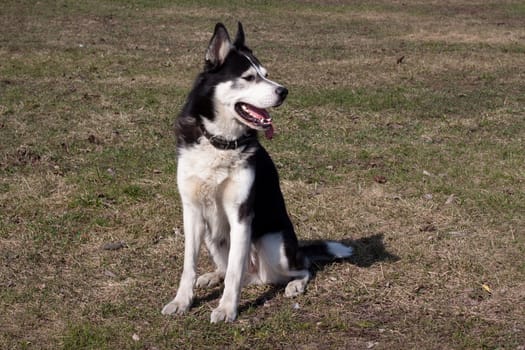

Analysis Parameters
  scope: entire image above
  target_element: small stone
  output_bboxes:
[445,194,456,205]
[374,175,387,184]
[367,341,378,349]
[104,270,117,278]
[102,241,126,251]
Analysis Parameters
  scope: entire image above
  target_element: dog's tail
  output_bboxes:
[299,240,353,262]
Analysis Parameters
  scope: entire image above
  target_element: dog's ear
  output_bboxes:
[205,23,232,70]
[233,21,245,48]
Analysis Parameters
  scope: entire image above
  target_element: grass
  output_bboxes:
[1,0,524,349]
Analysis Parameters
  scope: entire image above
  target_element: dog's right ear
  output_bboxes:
[205,23,232,70]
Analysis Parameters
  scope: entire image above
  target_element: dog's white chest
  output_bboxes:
[177,143,253,204]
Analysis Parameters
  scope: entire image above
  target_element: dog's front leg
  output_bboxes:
[162,203,204,315]
[210,220,251,323]
[210,172,254,323]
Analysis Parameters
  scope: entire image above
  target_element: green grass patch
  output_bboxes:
[62,323,120,350]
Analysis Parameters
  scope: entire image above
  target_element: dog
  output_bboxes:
[162,22,353,323]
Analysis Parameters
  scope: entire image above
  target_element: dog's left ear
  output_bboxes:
[233,21,245,48]
[205,23,232,70]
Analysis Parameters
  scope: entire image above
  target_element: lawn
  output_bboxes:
[1,0,524,349]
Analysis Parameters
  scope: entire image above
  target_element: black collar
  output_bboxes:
[199,124,256,150]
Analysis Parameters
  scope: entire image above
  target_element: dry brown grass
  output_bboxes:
[1,0,524,349]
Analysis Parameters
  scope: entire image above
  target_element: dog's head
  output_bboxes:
[202,22,287,139]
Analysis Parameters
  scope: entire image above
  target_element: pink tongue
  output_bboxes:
[245,105,274,140]
[247,105,270,119]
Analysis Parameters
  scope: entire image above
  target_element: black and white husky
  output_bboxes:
[162,22,353,323]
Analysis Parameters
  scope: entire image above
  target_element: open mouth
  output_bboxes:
[234,102,274,138]
[235,103,272,128]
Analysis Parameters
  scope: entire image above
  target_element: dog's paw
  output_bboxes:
[161,298,191,315]
[210,306,237,323]
[284,279,306,298]
[196,272,223,288]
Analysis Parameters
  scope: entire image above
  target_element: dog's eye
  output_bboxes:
[243,75,256,82]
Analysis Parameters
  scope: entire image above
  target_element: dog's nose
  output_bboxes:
[276,86,288,100]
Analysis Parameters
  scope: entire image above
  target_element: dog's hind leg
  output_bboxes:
[162,204,204,315]
[254,233,312,297]
[196,271,223,288]
[284,270,310,297]
[282,241,353,297]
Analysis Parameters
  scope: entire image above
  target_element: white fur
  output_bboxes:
[213,64,284,133]
[326,241,353,258]
[247,233,304,285]
[162,139,256,321]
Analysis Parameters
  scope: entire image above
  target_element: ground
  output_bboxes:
[1,0,524,349]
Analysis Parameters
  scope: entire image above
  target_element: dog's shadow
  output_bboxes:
[193,234,399,314]
[341,233,400,268]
